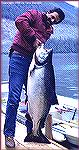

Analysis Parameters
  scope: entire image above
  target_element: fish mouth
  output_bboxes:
[35,52,48,66]
[24,132,51,144]
[35,45,52,66]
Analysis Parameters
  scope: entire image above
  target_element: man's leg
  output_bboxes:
[4,53,32,147]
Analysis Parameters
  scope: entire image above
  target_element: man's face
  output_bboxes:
[46,12,60,25]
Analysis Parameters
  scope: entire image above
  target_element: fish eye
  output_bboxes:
[45,49,48,52]
[51,16,55,20]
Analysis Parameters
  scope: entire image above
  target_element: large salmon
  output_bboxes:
[24,44,58,143]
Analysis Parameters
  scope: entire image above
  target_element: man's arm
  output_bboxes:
[15,9,42,47]
[15,10,38,43]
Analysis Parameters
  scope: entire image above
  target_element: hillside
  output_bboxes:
[1,1,78,53]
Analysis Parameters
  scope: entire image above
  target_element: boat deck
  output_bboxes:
[1,113,69,150]
[1,83,79,149]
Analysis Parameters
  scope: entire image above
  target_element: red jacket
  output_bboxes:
[11,9,53,56]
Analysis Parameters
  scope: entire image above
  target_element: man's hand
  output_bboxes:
[33,38,42,48]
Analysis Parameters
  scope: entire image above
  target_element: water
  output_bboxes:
[53,53,78,99]
[1,52,78,100]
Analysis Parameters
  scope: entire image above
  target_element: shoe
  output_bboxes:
[5,136,15,148]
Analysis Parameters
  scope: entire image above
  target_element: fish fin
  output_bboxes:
[25,112,32,122]
[24,132,51,144]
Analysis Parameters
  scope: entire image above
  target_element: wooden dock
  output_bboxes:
[1,113,69,150]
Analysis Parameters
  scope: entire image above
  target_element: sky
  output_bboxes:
[66,1,78,7]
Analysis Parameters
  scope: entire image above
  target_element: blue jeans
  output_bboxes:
[4,52,33,137]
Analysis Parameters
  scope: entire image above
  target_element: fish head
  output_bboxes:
[35,44,52,65]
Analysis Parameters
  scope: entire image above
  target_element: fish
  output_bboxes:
[24,44,58,143]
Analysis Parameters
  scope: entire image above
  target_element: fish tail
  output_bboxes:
[24,132,51,144]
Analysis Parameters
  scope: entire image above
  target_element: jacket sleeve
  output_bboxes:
[15,10,38,43]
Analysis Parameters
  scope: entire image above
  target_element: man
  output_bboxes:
[4,7,65,148]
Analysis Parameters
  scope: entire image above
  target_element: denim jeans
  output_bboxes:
[4,52,33,137]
